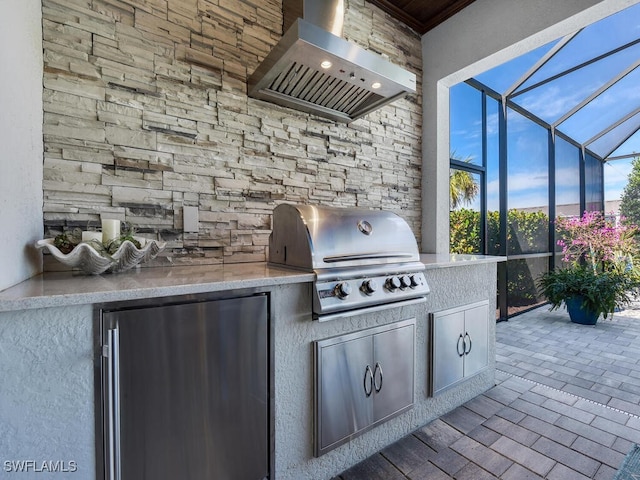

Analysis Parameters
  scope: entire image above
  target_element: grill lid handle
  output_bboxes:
[322,253,414,263]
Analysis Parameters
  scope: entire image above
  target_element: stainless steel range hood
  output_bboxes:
[248,0,417,123]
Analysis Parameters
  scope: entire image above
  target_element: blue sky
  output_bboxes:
[450,2,640,212]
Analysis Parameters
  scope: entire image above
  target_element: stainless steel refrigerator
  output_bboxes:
[100,294,269,480]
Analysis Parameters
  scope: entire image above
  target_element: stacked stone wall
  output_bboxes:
[42,0,422,267]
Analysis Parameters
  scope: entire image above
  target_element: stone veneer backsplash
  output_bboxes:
[42,0,423,269]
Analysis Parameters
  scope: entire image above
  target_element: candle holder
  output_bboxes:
[35,238,166,274]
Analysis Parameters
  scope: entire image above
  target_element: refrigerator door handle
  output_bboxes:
[105,327,121,480]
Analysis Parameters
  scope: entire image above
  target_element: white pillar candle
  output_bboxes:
[82,231,103,243]
[102,219,121,244]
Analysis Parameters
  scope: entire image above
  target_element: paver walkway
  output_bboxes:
[335,302,640,479]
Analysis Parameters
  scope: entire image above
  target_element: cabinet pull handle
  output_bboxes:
[364,365,373,397]
[457,334,465,357]
[464,332,472,355]
[105,327,122,480]
[373,362,383,393]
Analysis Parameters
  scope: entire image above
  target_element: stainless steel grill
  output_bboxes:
[269,204,430,321]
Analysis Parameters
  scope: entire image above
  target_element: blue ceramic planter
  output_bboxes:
[565,296,600,325]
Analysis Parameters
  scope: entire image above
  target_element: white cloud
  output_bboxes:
[509,171,549,192]
[555,165,580,189]
[486,170,550,210]
[515,82,598,123]
[604,159,633,182]
[604,159,634,201]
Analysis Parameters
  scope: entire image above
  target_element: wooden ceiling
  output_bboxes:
[367,0,477,34]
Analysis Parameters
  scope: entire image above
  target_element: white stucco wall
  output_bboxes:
[0,0,43,290]
[0,304,95,479]
[421,0,640,253]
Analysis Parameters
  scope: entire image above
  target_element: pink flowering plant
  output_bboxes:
[556,210,638,274]
[538,211,640,320]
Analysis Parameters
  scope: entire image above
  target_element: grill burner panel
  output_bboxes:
[269,204,430,320]
[314,270,428,317]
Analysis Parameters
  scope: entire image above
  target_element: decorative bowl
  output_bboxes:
[35,238,166,275]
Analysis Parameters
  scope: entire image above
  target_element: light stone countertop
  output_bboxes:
[420,253,506,269]
[0,263,314,313]
[0,255,505,313]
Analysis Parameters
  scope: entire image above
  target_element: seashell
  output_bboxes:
[107,239,165,273]
[35,238,166,275]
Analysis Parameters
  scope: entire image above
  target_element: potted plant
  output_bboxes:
[537,211,640,324]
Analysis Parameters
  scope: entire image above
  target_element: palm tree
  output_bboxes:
[450,153,479,209]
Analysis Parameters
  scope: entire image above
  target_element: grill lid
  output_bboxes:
[270,203,429,320]
[269,204,420,271]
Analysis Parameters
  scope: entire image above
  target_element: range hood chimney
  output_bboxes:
[248,0,417,123]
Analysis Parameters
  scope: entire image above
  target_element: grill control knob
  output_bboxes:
[334,282,352,299]
[385,276,401,291]
[409,274,420,288]
[399,275,411,289]
[361,279,378,295]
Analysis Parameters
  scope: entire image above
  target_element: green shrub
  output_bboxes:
[450,208,549,255]
[449,208,481,254]
[450,208,550,307]
[537,265,640,319]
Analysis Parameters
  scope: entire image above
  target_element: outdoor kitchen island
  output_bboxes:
[0,254,501,480]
